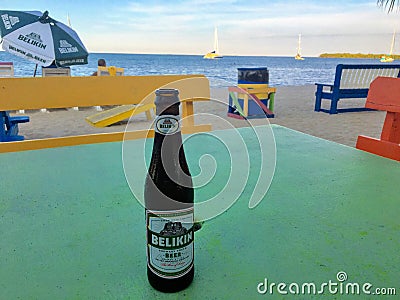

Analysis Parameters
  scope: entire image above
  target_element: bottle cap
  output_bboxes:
[155,89,179,97]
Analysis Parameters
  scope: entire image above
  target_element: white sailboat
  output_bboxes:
[295,34,304,60]
[381,30,396,63]
[203,27,223,59]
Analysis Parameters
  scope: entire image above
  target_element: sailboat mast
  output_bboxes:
[297,34,302,55]
[389,30,396,55]
[67,13,72,27]
[214,27,219,54]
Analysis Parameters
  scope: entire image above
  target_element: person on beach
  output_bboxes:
[91,59,106,76]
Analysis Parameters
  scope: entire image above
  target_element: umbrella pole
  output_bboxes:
[33,64,38,77]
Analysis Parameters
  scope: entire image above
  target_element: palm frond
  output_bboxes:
[377,0,399,12]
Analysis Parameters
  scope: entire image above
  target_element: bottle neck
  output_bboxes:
[157,103,179,116]
[147,109,193,210]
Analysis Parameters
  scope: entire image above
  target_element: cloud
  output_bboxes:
[84,0,400,55]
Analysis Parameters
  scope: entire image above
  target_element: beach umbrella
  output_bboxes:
[0,10,88,68]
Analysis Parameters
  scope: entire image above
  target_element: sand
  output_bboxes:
[17,85,386,147]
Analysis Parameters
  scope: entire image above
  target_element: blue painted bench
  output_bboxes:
[0,111,30,142]
[314,64,400,114]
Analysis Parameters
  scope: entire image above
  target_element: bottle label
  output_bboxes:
[154,115,180,135]
[146,208,194,279]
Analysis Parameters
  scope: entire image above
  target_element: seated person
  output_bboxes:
[91,59,106,76]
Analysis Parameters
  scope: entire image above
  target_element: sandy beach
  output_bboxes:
[17,84,385,148]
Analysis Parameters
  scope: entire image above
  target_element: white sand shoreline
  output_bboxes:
[16,85,385,147]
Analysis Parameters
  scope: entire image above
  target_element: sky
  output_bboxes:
[1,0,399,56]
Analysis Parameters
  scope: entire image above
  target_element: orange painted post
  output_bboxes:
[356,77,400,161]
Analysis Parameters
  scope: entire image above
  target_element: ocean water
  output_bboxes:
[0,51,387,87]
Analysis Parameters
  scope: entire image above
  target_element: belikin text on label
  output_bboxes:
[155,115,180,135]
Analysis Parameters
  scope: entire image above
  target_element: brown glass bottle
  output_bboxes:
[144,89,194,293]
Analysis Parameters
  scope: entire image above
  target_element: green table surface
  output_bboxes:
[1,125,399,299]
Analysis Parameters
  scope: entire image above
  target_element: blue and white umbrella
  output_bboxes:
[0,10,88,67]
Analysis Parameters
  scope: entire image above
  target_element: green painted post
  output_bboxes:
[269,92,275,112]
[229,91,246,117]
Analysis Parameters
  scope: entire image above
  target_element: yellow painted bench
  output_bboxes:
[0,75,211,153]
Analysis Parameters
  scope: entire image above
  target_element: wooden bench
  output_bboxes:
[356,77,400,161]
[0,75,211,152]
[314,64,400,114]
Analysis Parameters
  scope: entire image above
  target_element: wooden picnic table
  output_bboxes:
[0,125,399,299]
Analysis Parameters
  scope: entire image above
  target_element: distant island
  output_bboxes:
[319,53,400,59]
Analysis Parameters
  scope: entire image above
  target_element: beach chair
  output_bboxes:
[97,66,124,76]
[356,77,400,161]
[0,111,29,142]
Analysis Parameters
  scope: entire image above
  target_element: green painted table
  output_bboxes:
[1,125,399,299]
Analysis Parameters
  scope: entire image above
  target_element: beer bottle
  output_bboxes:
[144,89,194,292]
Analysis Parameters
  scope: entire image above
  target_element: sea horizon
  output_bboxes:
[0,51,392,87]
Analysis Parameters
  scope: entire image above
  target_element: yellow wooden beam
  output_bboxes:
[0,124,212,153]
[85,104,156,128]
[85,97,211,128]
[0,75,209,111]
[181,97,211,102]
[246,87,277,94]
